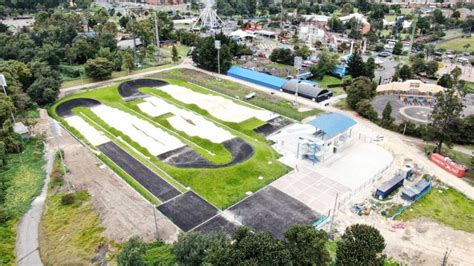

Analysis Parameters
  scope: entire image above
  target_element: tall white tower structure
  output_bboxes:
[192,0,224,30]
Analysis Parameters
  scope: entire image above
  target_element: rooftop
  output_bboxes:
[308,113,356,138]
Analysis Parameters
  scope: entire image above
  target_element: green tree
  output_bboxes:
[346,76,377,110]
[117,236,147,266]
[173,232,229,265]
[425,60,439,77]
[399,65,412,81]
[171,45,179,63]
[452,10,460,19]
[269,48,295,65]
[294,45,310,59]
[438,74,453,88]
[284,225,331,266]
[192,36,233,73]
[310,50,339,80]
[341,3,354,15]
[336,224,386,266]
[121,49,135,75]
[347,52,365,78]
[229,227,291,265]
[364,57,376,80]
[427,86,465,152]
[356,99,379,121]
[392,41,403,55]
[381,102,394,128]
[84,57,113,80]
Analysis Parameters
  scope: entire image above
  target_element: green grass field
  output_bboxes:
[397,187,474,233]
[436,36,474,53]
[0,138,46,264]
[51,79,291,209]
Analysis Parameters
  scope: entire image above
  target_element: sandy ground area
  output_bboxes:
[64,116,109,146]
[139,97,234,143]
[91,105,184,156]
[334,208,474,265]
[53,120,180,243]
[156,84,278,123]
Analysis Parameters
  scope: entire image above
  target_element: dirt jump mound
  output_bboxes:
[118,79,168,101]
[55,98,101,117]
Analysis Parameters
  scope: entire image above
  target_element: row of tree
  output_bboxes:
[118,224,387,266]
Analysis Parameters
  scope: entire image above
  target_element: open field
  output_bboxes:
[0,139,45,265]
[153,68,324,121]
[396,186,474,233]
[436,36,474,53]
[51,79,291,209]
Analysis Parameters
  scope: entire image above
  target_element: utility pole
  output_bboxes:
[328,192,339,240]
[154,11,160,60]
[50,119,72,193]
[152,204,159,239]
[280,3,283,29]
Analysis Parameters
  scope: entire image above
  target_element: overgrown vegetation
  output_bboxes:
[0,138,45,264]
[40,191,118,264]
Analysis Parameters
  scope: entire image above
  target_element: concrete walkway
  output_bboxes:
[15,146,53,266]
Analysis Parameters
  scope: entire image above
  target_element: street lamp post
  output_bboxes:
[215,40,221,75]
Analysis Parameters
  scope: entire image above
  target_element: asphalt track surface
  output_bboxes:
[97,142,181,202]
[254,117,294,136]
[228,186,320,240]
[157,191,218,232]
[158,138,254,168]
[194,215,239,236]
[118,79,168,101]
[55,98,101,117]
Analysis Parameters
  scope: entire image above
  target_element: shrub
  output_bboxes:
[61,193,76,206]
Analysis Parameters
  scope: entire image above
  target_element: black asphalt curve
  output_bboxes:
[254,117,294,136]
[118,79,168,101]
[157,191,218,232]
[97,142,181,202]
[55,98,101,118]
[158,138,254,168]
[228,186,320,240]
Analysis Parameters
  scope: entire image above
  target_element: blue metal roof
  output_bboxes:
[227,66,287,90]
[308,113,356,138]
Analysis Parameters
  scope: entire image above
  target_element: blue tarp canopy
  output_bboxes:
[308,113,356,138]
[227,66,287,90]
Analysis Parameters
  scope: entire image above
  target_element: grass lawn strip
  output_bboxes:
[53,84,289,208]
[397,186,474,233]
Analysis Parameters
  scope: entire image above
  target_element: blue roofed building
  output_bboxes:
[299,113,357,163]
[227,66,287,90]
